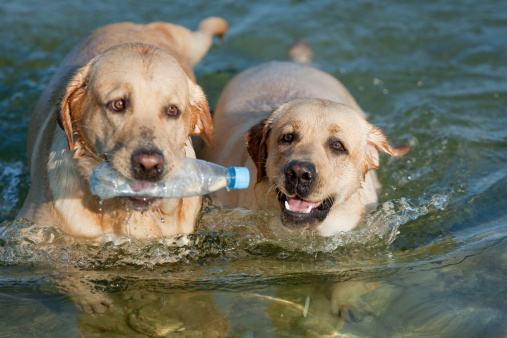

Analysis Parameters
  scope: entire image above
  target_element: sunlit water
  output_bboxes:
[1,0,507,337]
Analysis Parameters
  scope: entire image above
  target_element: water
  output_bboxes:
[1,0,507,336]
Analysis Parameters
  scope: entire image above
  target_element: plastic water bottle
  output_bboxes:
[89,158,250,200]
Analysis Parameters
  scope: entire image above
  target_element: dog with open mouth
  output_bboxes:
[202,42,409,235]
[17,17,228,239]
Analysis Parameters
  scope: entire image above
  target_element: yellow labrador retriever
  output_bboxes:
[17,17,228,239]
[202,43,409,235]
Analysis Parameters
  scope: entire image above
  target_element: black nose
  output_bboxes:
[284,161,317,196]
[131,150,164,181]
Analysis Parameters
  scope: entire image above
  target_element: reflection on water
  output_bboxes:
[2,200,506,336]
[0,292,79,337]
[79,291,230,337]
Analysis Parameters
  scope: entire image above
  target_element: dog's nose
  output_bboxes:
[284,161,317,196]
[131,150,164,181]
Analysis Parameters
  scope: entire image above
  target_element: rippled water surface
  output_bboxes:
[1,0,507,336]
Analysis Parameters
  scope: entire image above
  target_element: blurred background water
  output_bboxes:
[1,0,506,336]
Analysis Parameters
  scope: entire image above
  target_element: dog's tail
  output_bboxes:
[187,17,228,67]
[288,40,313,64]
[147,17,227,69]
[197,17,228,41]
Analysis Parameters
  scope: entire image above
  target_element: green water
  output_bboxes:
[1,0,507,336]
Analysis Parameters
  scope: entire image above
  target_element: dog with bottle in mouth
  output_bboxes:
[17,18,228,239]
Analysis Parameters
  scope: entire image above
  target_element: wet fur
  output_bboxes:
[17,18,228,239]
[202,47,409,235]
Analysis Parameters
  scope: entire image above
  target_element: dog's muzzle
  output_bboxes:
[277,161,334,229]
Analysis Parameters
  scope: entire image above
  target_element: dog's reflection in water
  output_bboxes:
[74,279,380,337]
[78,290,229,337]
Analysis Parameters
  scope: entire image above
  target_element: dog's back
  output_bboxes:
[213,61,362,125]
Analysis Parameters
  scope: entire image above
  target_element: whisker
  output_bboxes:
[266,183,278,199]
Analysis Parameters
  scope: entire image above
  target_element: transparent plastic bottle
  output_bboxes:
[89,158,250,200]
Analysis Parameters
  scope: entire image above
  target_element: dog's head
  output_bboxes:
[246,98,409,231]
[58,43,213,210]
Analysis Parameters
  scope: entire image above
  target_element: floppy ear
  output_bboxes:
[58,63,92,151]
[246,118,270,184]
[365,124,410,172]
[187,78,214,148]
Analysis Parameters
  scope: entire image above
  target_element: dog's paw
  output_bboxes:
[73,293,114,315]
[336,299,376,323]
[329,281,378,322]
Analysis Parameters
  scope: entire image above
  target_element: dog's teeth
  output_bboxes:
[304,206,312,214]
[285,200,291,211]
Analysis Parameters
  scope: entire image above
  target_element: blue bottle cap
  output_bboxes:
[228,167,250,190]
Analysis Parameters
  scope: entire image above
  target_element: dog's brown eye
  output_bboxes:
[110,99,125,112]
[331,140,346,152]
[280,133,294,143]
[166,105,180,117]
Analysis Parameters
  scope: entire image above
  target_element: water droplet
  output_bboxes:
[98,199,103,217]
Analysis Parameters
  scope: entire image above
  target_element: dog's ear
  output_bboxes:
[246,118,270,184]
[364,124,410,172]
[188,78,214,148]
[58,63,93,152]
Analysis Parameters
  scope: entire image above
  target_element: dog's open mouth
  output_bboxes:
[277,190,334,229]
[120,180,161,209]
[120,195,161,209]
[90,162,164,209]
[127,181,160,207]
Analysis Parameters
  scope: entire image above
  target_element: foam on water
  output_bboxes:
[0,191,451,274]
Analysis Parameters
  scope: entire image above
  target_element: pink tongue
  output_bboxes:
[287,197,321,213]
[131,181,151,193]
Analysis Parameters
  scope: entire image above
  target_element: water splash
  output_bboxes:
[0,192,451,274]
[98,199,103,218]
[366,193,450,246]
